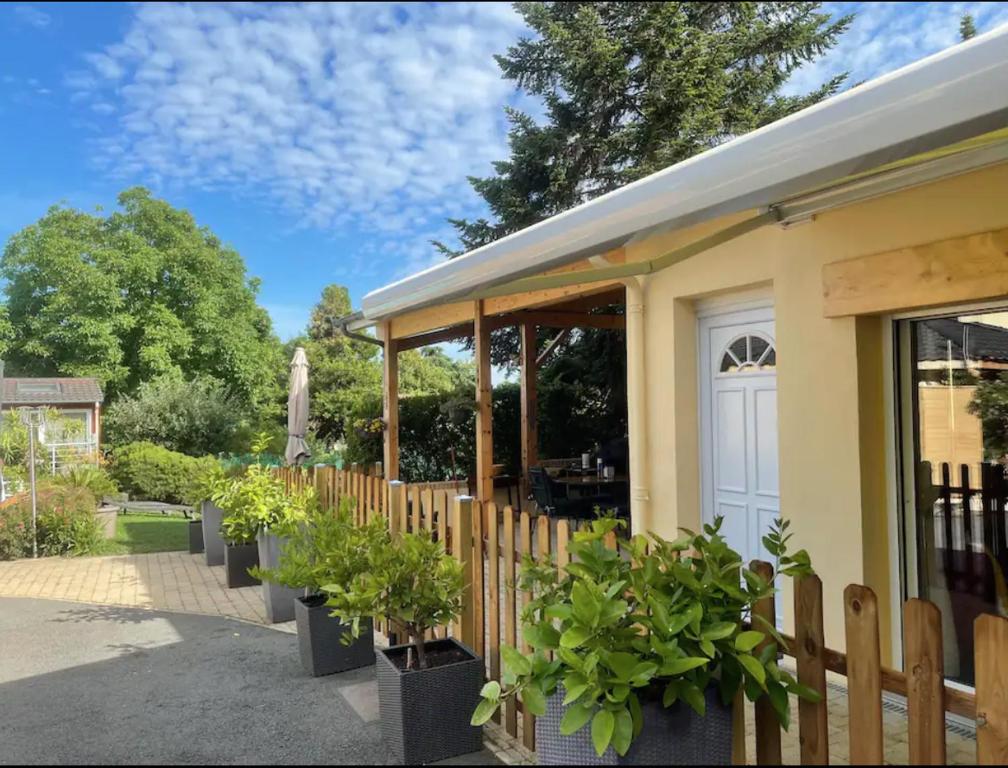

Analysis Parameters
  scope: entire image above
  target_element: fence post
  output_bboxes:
[976,613,1008,764]
[904,598,946,765]
[388,481,404,539]
[453,496,475,650]
[795,574,829,765]
[503,506,518,739]
[844,584,884,765]
[519,510,535,751]
[487,502,501,724]
[751,560,782,765]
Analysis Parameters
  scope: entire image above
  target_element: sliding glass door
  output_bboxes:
[898,308,1008,687]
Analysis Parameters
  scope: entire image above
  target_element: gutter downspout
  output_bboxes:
[332,313,384,348]
[623,276,650,536]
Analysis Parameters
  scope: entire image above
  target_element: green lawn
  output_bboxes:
[95,513,190,556]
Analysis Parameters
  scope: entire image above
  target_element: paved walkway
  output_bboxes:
[0,597,499,765]
[0,552,980,765]
[0,551,267,623]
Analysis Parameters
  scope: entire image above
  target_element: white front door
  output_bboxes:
[699,306,780,573]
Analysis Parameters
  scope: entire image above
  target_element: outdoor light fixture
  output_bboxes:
[18,407,46,559]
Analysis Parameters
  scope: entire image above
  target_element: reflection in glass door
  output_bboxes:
[899,309,1008,687]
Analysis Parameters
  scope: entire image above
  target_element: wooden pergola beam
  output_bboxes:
[520,321,538,503]
[396,323,475,351]
[491,310,625,331]
[381,322,400,481]
[474,300,494,503]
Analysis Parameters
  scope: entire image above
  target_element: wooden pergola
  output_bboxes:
[379,281,627,503]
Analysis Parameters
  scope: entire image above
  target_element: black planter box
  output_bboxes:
[224,543,260,588]
[376,637,483,764]
[537,684,732,766]
[295,595,375,676]
[188,520,204,554]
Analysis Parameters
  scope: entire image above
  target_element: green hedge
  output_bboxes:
[342,377,624,483]
[109,442,218,505]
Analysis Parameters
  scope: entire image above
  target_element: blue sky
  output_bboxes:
[2,2,1008,342]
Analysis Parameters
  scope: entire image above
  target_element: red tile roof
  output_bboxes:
[2,377,104,405]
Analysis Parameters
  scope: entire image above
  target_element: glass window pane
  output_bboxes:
[906,311,1008,687]
[751,336,769,361]
[729,337,748,364]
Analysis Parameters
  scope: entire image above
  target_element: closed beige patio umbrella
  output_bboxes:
[285,346,311,466]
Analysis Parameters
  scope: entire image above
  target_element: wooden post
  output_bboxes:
[795,574,829,765]
[472,499,485,659]
[388,481,404,539]
[487,502,501,724]
[519,510,535,751]
[381,322,400,481]
[453,495,475,649]
[904,598,946,764]
[752,560,782,765]
[844,584,884,765]
[520,321,538,505]
[976,613,1008,764]
[503,506,518,738]
[474,300,494,503]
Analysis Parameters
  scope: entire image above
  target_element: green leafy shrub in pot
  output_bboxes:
[215,462,310,545]
[325,529,464,668]
[471,516,818,758]
[253,496,385,595]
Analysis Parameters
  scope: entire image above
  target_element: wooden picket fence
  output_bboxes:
[278,464,1008,765]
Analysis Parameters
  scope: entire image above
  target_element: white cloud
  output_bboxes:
[783,2,1008,97]
[13,5,51,29]
[71,1,530,278]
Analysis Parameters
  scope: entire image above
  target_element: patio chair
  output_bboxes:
[529,467,614,520]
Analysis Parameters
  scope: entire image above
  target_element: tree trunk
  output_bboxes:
[411,625,427,669]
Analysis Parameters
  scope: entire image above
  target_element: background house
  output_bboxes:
[1,377,104,471]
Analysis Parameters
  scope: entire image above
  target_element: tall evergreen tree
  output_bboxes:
[960,13,977,41]
[441,2,853,254]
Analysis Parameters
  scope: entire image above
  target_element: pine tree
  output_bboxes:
[960,13,977,41]
[441,2,853,254]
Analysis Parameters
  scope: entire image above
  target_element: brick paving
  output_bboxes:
[0,551,266,624]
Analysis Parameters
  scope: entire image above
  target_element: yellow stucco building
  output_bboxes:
[340,29,1008,687]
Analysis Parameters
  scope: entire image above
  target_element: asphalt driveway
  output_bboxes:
[0,597,498,765]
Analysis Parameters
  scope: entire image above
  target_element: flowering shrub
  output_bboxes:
[0,483,101,559]
[0,498,33,560]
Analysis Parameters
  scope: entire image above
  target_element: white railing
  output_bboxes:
[43,439,99,474]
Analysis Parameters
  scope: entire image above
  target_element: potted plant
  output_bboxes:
[325,530,482,764]
[199,464,227,566]
[471,516,818,765]
[188,508,204,554]
[255,497,385,674]
[219,497,261,589]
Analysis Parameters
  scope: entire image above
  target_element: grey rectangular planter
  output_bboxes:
[295,595,375,676]
[224,542,260,588]
[201,501,225,566]
[376,637,483,764]
[257,531,302,623]
[536,684,732,766]
[188,520,204,554]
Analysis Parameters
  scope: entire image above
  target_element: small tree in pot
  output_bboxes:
[254,497,386,674]
[325,531,482,764]
[471,516,818,765]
